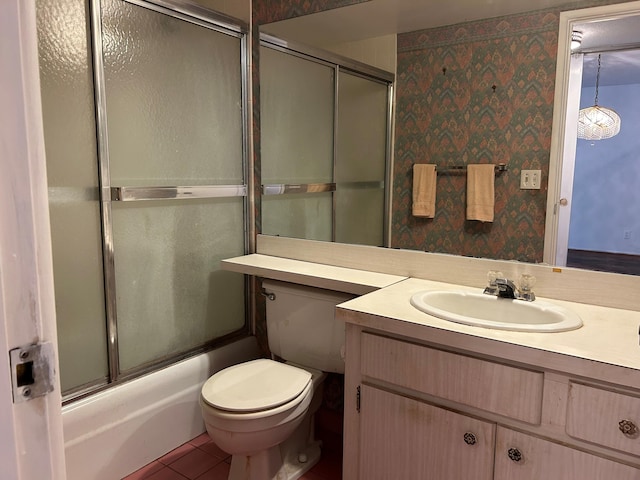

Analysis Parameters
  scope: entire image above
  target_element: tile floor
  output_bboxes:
[122,408,343,480]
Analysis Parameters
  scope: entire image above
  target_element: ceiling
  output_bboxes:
[262,0,593,45]
[575,15,640,87]
[263,0,640,87]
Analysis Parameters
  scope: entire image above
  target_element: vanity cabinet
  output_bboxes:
[566,382,640,456]
[494,427,640,479]
[359,385,495,479]
[343,326,640,479]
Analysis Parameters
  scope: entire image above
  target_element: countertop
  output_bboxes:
[222,253,407,295]
[338,277,640,390]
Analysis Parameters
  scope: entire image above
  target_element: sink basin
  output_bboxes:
[410,290,582,332]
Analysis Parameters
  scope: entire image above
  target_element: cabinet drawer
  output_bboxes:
[360,332,543,423]
[567,382,640,456]
[495,427,640,479]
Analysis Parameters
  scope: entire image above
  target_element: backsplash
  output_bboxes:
[391,8,559,263]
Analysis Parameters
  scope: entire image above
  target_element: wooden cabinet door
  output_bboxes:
[495,427,640,480]
[358,385,495,480]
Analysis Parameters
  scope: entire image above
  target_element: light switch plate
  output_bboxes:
[520,170,541,189]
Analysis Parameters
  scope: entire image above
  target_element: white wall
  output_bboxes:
[322,34,397,74]
[569,83,640,254]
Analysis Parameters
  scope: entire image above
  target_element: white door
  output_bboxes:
[553,53,584,267]
[0,0,66,479]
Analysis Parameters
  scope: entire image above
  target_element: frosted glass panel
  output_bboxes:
[335,72,388,245]
[335,188,384,246]
[102,0,243,186]
[113,199,246,371]
[261,46,334,183]
[336,72,388,182]
[262,194,332,241]
[37,0,109,391]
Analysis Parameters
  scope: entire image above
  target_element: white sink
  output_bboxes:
[410,290,583,332]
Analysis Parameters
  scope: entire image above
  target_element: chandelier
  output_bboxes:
[577,54,621,140]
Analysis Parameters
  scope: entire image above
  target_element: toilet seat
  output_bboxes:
[201,359,312,413]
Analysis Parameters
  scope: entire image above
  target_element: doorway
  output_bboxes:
[545,1,640,276]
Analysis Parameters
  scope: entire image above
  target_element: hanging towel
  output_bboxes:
[466,164,495,222]
[412,164,437,218]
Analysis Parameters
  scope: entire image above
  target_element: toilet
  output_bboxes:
[200,280,354,480]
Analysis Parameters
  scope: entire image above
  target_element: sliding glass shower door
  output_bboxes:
[259,38,393,246]
[38,0,250,398]
[99,0,248,375]
[260,46,335,241]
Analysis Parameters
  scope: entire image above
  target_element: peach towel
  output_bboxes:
[466,164,495,222]
[412,164,437,218]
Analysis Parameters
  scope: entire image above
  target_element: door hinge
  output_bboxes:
[10,342,56,403]
[356,385,361,412]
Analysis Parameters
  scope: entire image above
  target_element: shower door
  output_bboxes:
[39,0,250,398]
[335,71,389,246]
[260,38,393,246]
[99,0,249,377]
[260,45,335,241]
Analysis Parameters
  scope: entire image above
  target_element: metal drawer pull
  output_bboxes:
[507,447,523,462]
[463,432,477,445]
[618,419,639,437]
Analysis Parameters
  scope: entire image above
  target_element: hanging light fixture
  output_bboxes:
[577,54,621,140]
[571,30,583,50]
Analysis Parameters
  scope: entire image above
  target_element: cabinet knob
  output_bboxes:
[507,447,523,463]
[618,420,639,438]
[463,432,477,445]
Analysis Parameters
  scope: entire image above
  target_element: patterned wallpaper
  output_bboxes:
[253,0,369,24]
[392,9,561,263]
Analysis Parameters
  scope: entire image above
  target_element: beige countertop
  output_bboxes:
[338,277,640,390]
[222,253,407,295]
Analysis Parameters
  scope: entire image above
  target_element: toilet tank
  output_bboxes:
[262,280,355,373]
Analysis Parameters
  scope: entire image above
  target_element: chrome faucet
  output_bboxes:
[495,278,517,299]
[483,272,536,302]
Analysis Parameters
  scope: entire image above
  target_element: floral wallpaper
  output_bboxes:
[392,9,561,263]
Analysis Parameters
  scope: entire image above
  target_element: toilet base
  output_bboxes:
[228,440,321,480]
[225,370,326,480]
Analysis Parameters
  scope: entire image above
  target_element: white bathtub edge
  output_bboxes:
[63,336,261,480]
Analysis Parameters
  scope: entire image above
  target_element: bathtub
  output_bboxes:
[62,336,261,480]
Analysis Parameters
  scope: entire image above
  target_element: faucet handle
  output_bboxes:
[486,270,504,286]
[518,274,536,301]
[519,274,536,292]
[484,271,504,296]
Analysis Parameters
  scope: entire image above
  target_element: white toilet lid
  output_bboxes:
[201,359,312,412]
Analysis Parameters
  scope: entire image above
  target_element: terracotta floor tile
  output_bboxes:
[188,432,211,448]
[299,472,325,480]
[123,460,165,479]
[145,467,189,480]
[305,450,343,480]
[168,447,224,480]
[197,441,230,461]
[194,461,231,480]
[158,442,195,466]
